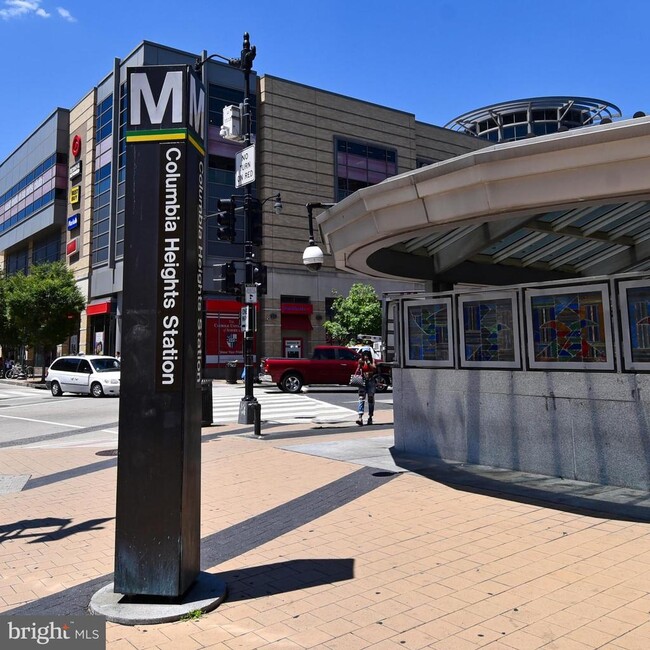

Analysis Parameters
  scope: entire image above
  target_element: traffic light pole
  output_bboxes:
[238,33,261,435]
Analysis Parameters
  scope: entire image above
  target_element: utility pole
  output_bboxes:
[238,33,261,434]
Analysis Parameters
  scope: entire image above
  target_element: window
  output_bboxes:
[78,359,92,374]
[0,154,63,234]
[32,232,61,265]
[115,84,128,260]
[51,358,80,372]
[338,348,359,361]
[96,95,113,144]
[5,248,29,276]
[92,163,112,266]
[335,138,397,201]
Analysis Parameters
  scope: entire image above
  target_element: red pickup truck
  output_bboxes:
[260,345,360,393]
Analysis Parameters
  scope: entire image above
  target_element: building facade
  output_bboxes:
[0,40,483,373]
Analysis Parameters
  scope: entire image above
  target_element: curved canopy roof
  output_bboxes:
[317,116,650,286]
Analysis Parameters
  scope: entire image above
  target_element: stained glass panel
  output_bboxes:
[530,291,607,363]
[406,302,451,363]
[626,286,650,363]
[525,283,616,371]
[461,298,516,363]
[404,297,454,367]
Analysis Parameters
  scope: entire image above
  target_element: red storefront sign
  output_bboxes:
[204,299,257,367]
[280,303,313,314]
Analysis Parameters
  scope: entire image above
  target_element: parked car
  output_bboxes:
[45,355,121,397]
[260,345,360,393]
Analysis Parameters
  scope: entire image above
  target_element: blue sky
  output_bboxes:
[1,0,649,162]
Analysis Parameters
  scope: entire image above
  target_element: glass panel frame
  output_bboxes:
[618,278,650,372]
[458,291,521,369]
[403,297,454,368]
[524,283,614,371]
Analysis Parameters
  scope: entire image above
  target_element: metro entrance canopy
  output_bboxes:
[316,115,650,288]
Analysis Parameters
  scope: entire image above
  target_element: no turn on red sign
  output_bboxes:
[235,144,255,188]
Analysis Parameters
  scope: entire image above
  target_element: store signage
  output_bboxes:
[69,160,82,180]
[67,214,79,230]
[69,185,80,204]
[66,237,78,256]
[281,303,313,315]
[72,134,82,157]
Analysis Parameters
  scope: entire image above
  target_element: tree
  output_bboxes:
[0,272,24,353]
[3,262,85,376]
[323,283,382,345]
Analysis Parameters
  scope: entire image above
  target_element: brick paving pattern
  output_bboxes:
[1,409,649,649]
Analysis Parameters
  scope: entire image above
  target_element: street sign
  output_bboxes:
[240,305,256,332]
[235,144,255,188]
[244,284,258,304]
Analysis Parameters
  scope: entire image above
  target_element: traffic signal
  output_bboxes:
[215,198,236,242]
[215,261,238,295]
[252,264,267,294]
[249,199,263,246]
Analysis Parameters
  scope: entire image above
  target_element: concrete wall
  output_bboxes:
[393,367,650,491]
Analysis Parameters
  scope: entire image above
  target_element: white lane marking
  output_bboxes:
[0,413,84,428]
[0,412,117,436]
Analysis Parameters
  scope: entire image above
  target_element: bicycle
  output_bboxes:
[5,364,34,380]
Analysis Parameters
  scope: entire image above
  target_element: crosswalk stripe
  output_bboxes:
[0,391,35,399]
[209,385,355,424]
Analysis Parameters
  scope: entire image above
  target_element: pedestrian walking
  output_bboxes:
[355,349,377,426]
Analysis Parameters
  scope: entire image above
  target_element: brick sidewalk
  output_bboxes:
[1,418,650,649]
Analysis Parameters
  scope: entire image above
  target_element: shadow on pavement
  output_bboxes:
[0,517,113,543]
[391,450,650,523]
[215,558,354,602]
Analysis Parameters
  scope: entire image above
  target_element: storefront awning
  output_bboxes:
[281,314,313,331]
[87,299,112,316]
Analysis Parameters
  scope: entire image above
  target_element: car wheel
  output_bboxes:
[50,381,63,397]
[91,382,104,398]
[375,374,390,393]
[280,373,303,393]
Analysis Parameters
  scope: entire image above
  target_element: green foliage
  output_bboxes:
[0,262,85,352]
[0,278,9,347]
[323,283,382,344]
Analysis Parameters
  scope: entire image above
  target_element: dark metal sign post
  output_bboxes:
[114,65,205,598]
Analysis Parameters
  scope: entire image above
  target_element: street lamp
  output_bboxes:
[264,192,283,214]
[303,202,334,271]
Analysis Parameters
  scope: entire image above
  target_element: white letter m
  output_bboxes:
[130,71,183,126]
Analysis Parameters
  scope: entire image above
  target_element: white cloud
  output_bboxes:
[56,6,75,22]
[0,0,48,19]
[0,1,79,20]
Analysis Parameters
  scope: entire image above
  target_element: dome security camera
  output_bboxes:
[303,244,324,272]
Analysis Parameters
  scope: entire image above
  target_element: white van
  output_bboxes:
[45,355,121,397]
